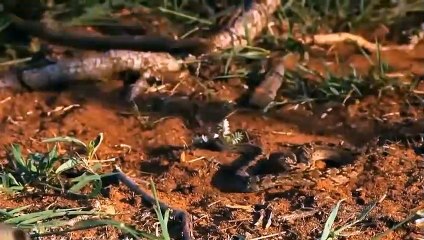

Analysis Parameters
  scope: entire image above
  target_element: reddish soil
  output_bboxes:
[1,5,424,240]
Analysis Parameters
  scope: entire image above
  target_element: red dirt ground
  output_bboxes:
[1,5,424,240]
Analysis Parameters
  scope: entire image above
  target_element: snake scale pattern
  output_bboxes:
[194,133,367,193]
[194,130,424,193]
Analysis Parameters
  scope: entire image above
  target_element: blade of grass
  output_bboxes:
[32,219,161,239]
[87,132,103,160]
[334,195,386,235]
[320,199,345,240]
[10,144,26,172]
[42,136,87,148]
[69,173,102,197]
[150,178,171,240]
[4,208,90,224]
[158,7,213,25]
[371,211,420,240]
[55,158,80,174]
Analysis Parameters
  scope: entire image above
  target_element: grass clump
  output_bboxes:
[0,180,172,240]
[0,133,114,197]
[0,133,174,239]
[320,195,424,240]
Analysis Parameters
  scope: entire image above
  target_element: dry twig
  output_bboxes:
[304,32,419,52]
[114,167,194,240]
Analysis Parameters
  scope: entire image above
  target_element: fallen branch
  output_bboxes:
[6,0,283,56]
[1,0,283,101]
[249,57,286,108]
[209,0,281,51]
[114,166,193,240]
[7,13,210,56]
[1,50,183,92]
[250,53,301,108]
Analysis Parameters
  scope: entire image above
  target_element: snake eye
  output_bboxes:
[284,156,296,165]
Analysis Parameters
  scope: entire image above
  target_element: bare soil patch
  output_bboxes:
[1,1,424,239]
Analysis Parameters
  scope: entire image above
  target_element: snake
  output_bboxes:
[192,128,366,193]
[192,121,424,193]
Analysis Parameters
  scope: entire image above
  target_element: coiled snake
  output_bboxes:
[193,130,364,193]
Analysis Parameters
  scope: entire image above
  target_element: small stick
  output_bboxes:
[304,32,418,52]
[250,231,284,240]
[279,209,318,222]
[114,166,194,240]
